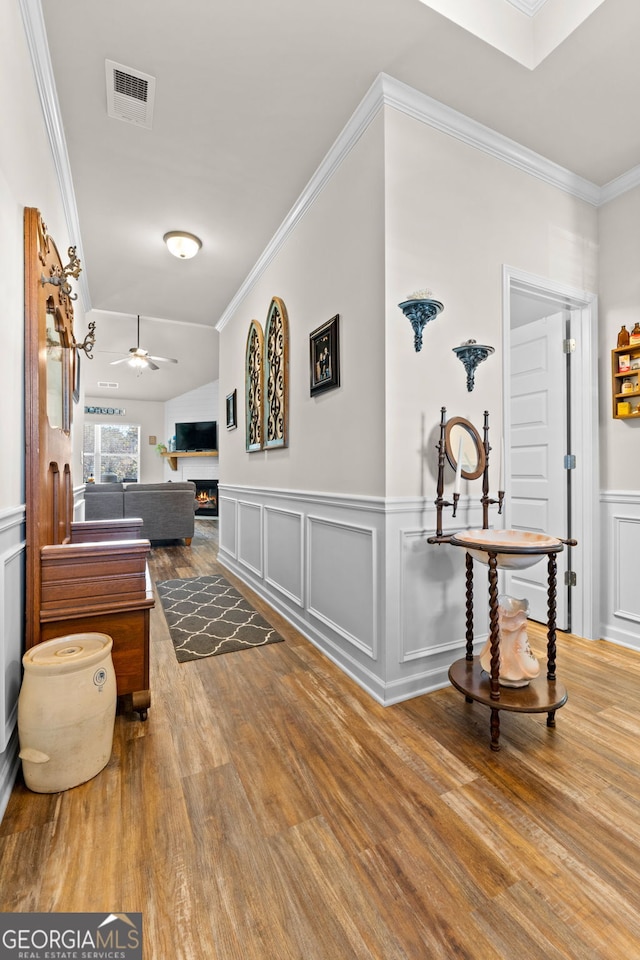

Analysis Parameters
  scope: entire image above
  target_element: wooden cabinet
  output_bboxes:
[612,344,640,419]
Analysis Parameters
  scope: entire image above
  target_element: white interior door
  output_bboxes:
[506,312,569,628]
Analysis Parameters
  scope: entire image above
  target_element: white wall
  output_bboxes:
[164,380,220,483]
[598,185,640,491]
[597,186,640,649]
[0,0,79,818]
[219,113,386,497]
[384,107,598,498]
[84,396,166,482]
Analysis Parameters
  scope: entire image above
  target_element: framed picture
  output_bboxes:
[310,314,340,396]
[226,389,237,429]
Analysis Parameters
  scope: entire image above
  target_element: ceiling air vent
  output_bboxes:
[98,381,119,389]
[105,60,156,128]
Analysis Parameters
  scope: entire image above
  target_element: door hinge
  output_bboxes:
[563,338,576,353]
[564,454,576,469]
[565,570,577,587]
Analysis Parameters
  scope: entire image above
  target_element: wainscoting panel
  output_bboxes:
[307,516,376,657]
[217,485,490,704]
[237,500,263,577]
[600,492,640,650]
[264,506,304,607]
[2,539,24,753]
[614,516,640,622]
[219,496,238,559]
[399,529,470,661]
[0,506,26,821]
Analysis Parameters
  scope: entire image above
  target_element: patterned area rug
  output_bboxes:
[156,575,284,662]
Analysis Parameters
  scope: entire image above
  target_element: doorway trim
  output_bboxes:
[502,265,599,641]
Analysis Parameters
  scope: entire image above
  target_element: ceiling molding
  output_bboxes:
[215,78,384,331]
[505,0,548,14]
[599,165,640,206]
[20,0,92,312]
[417,0,606,68]
[380,74,600,205]
[217,72,602,332]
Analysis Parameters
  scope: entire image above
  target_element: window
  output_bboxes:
[83,422,141,482]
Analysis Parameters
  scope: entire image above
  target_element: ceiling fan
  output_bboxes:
[110,315,178,372]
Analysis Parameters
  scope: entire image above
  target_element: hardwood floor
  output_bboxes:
[2,519,640,958]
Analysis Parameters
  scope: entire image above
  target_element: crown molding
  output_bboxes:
[599,165,640,205]
[505,0,548,14]
[380,74,600,205]
[216,77,384,331]
[19,0,91,312]
[217,72,602,330]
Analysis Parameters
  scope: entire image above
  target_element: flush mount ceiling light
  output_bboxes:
[163,231,202,259]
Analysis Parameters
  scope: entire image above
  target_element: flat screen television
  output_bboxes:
[175,420,217,452]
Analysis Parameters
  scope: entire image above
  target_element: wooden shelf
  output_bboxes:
[612,344,640,418]
[449,658,568,714]
[161,450,218,472]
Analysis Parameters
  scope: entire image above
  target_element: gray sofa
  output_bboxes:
[84,481,196,544]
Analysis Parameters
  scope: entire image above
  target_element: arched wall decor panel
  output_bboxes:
[244,297,290,452]
[245,320,264,452]
[264,297,289,449]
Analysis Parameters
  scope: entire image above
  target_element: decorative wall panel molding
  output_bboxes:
[264,506,304,607]
[307,515,377,658]
[1,540,24,752]
[0,505,25,819]
[399,529,473,662]
[217,485,492,704]
[614,516,640,623]
[219,496,238,559]
[238,500,263,577]
[600,492,640,650]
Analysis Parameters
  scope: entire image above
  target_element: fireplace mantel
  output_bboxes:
[161,450,218,471]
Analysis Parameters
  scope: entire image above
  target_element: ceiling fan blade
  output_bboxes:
[145,359,160,371]
[110,357,131,365]
[148,355,178,364]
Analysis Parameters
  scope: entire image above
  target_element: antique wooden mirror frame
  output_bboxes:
[444,416,486,481]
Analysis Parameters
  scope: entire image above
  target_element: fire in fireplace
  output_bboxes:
[189,479,218,517]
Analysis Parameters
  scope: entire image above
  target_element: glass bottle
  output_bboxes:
[630,322,640,346]
[618,325,630,347]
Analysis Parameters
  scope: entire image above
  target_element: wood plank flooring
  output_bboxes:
[2,520,640,958]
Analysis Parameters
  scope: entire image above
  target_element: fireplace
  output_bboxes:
[190,479,218,517]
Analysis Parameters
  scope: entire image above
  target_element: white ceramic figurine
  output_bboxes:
[479,595,540,687]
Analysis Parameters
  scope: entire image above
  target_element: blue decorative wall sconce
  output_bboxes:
[452,339,495,391]
[398,294,444,352]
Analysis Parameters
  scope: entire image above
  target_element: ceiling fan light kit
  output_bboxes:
[163,231,202,259]
[110,315,178,373]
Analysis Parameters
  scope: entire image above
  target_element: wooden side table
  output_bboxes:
[447,532,569,751]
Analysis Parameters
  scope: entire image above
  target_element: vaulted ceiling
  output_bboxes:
[29,0,640,400]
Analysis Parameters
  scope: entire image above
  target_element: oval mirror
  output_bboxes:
[445,417,485,480]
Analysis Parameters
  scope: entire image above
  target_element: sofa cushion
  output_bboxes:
[123,482,196,542]
[84,483,124,520]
